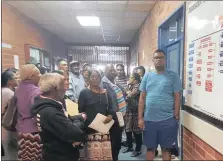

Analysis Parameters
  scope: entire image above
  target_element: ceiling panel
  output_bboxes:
[74,10,99,17]
[73,1,97,10]
[99,11,124,17]
[4,0,156,44]
[96,1,127,11]
[35,1,75,11]
[103,29,121,35]
[123,18,145,29]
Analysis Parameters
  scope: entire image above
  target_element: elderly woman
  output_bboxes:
[52,70,79,115]
[15,64,42,161]
[31,73,87,161]
[52,70,70,109]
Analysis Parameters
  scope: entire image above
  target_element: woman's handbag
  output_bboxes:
[2,95,18,132]
[127,96,139,111]
[105,91,125,127]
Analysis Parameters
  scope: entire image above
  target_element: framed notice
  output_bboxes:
[185,1,223,121]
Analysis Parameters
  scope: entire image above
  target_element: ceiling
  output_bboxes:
[5,1,156,45]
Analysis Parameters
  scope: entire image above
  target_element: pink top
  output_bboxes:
[15,81,41,133]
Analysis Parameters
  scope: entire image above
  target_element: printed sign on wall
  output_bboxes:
[185,1,223,121]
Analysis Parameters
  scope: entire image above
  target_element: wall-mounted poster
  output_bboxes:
[185,1,223,121]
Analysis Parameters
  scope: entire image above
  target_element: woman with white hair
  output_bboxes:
[31,73,86,161]
[15,64,42,161]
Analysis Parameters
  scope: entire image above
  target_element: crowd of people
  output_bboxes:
[2,49,181,161]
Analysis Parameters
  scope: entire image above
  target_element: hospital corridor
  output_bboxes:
[1,1,223,161]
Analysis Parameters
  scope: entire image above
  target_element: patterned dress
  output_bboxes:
[17,132,42,161]
[79,133,112,160]
[124,83,142,134]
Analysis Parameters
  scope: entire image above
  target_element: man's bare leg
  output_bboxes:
[161,148,171,161]
[146,150,155,161]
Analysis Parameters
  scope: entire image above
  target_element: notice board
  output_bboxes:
[185,1,223,121]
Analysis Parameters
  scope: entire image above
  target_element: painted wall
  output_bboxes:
[2,2,67,71]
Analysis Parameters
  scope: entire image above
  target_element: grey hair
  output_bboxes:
[38,73,64,93]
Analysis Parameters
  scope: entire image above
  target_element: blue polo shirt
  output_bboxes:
[139,70,182,122]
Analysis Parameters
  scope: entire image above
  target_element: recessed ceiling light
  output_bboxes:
[76,16,100,27]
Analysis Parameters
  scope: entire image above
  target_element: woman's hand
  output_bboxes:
[72,142,81,147]
[81,113,87,121]
[103,115,112,124]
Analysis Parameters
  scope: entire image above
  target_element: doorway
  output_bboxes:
[167,42,180,75]
[158,3,185,160]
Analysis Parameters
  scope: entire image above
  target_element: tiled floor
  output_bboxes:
[119,145,179,160]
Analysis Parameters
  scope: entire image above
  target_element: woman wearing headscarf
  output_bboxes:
[31,73,86,161]
[78,70,114,160]
[15,64,42,161]
[2,70,19,160]
[122,73,142,157]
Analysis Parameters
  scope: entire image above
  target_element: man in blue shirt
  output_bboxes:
[138,49,182,161]
[66,61,85,102]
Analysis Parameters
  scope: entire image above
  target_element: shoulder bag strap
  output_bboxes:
[104,90,109,110]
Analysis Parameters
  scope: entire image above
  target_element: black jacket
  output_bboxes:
[31,96,86,161]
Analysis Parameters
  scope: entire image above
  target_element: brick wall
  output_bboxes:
[130,1,184,68]
[183,127,223,160]
[2,2,67,71]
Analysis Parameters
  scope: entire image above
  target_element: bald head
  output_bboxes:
[104,64,117,82]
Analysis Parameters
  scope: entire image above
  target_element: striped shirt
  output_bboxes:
[113,85,127,115]
[102,76,127,115]
[115,76,128,90]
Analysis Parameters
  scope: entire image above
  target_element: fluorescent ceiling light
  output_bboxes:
[76,16,100,27]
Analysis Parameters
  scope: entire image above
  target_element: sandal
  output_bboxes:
[155,149,159,156]
[131,151,142,157]
[122,147,134,153]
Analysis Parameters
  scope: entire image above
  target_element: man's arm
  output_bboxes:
[68,75,78,102]
[138,72,149,129]
[138,91,146,119]
[173,73,182,120]
[174,92,181,120]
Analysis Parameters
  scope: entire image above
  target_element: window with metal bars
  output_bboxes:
[68,45,129,72]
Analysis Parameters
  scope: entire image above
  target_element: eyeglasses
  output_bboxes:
[154,56,165,60]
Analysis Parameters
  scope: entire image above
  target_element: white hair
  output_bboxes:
[38,73,64,93]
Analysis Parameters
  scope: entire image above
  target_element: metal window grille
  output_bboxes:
[68,45,129,71]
